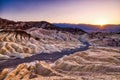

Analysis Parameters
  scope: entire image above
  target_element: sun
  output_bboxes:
[96,19,107,25]
[94,18,108,28]
[97,20,107,26]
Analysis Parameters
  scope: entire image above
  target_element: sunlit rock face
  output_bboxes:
[0,32,41,59]
[0,27,83,59]
[0,61,83,80]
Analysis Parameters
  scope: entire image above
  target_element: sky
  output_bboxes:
[0,0,120,25]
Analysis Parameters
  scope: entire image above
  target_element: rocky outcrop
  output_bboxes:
[0,62,38,80]
[0,61,83,80]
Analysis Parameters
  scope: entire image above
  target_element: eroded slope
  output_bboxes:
[0,28,83,59]
[0,47,120,80]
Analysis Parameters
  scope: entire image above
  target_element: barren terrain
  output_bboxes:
[0,18,120,80]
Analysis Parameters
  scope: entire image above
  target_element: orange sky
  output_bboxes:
[0,0,120,25]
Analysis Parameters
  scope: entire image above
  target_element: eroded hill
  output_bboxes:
[0,18,120,80]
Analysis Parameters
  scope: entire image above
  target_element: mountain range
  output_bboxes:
[0,18,85,34]
[1,17,120,33]
[54,23,120,32]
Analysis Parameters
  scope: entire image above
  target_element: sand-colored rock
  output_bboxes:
[0,46,120,80]
[0,68,9,80]
[0,28,83,59]
[35,61,61,76]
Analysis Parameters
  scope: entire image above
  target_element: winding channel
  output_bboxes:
[0,41,90,71]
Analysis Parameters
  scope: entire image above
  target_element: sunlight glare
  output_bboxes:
[94,18,108,28]
[96,18,108,25]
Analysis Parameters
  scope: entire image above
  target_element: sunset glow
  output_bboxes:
[0,0,120,25]
[94,18,108,26]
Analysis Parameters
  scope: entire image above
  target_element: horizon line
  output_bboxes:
[1,17,120,26]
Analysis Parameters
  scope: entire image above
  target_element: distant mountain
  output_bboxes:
[54,23,120,33]
[0,18,57,30]
[0,17,86,34]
